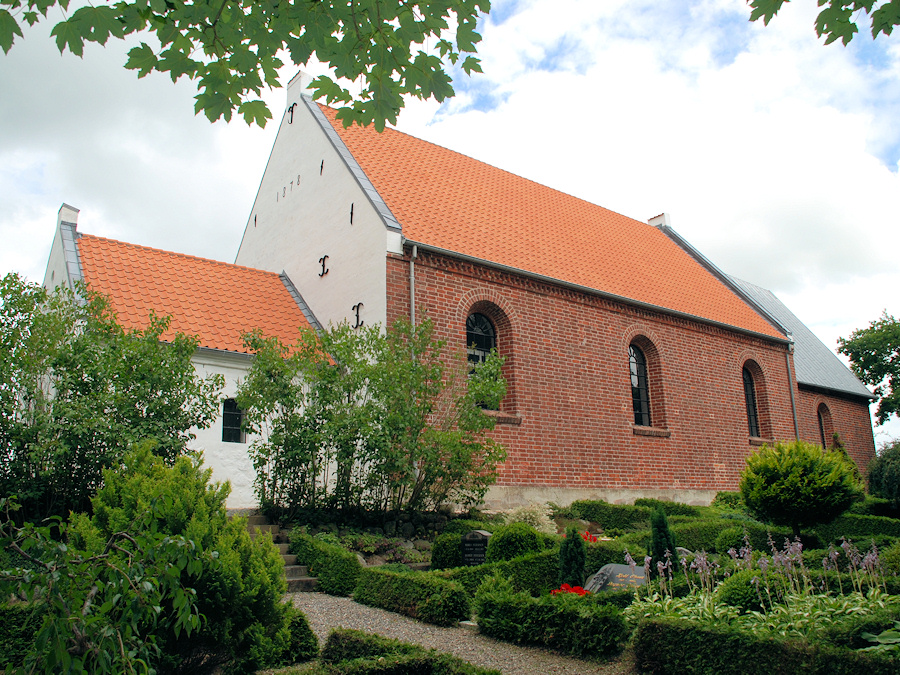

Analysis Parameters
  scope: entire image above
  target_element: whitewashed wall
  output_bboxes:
[189,349,258,509]
[235,76,399,331]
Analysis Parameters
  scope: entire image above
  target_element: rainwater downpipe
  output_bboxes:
[785,336,800,440]
[409,244,418,326]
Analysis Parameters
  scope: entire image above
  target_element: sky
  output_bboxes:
[0,0,898,443]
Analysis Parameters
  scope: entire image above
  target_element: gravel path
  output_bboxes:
[288,592,636,675]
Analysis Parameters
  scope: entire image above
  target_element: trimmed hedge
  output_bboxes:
[474,576,628,658]
[633,617,899,675]
[585,539,645,574]
[570,500,651,532]
[434,549,559,597]
[442,519,497,535]
[0,603,44,670]
[815,514,900,546]
[289,531,362,596]
[353,568,470,626]
[286,607,319,664]
[634,498,704,518]
[317,629,500,675]
[848,497,900,519]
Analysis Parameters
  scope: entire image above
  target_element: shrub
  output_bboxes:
[740,440,864,538]
[882,540,900,575]
[585,539,646,576]
[484,522,542,563]
[353,568,470,626]
[319,629,500,674]
[633,617,899,675]
[716,568,772,613]
[869,440,900,507]
[559,525,587,586]
[290,530,363,596]
[634,498,703,518]
[668,519,741,552]
[712,491,745,510]
[435,549,560,597]
[430,532,463,570]
[68,446,300,675]
[474,574,627,658]
[569,499,651,531]
[286,608,319,664]
[849,496,900,518]
[815,514,900,546]
[502,502,558,535]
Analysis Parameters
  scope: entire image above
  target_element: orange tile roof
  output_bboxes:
[77,234,314,353]
[319,105,783,340]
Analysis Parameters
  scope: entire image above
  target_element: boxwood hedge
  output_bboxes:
[353,568,470,626]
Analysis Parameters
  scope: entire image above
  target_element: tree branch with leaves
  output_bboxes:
[749,0,900,45]
[0,0,490,130]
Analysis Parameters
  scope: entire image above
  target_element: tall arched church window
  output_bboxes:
[466,313,496,366]
[630,344,651,426]
[817,403,833,448]
[743,367,760,437]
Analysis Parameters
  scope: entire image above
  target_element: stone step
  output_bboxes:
[282,554,298,566]
[275,542,290,555]
[284,564,309,579]
[287,577,319,593]
[245,514,269,526]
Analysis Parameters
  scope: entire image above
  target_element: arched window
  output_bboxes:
[743,367,760,437]
[817,403,834,448]
[466,313,496,366]
[630,344,651,426]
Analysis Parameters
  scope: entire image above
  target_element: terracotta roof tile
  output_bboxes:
[77,235,313,353]
[320,105,783,339]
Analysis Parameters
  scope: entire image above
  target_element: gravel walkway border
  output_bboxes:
[288,592,636,675]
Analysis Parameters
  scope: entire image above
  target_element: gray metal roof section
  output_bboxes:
[303,95,402,233]
[729,276,873,400]
[280,271,323,332]
[60,221,86,301]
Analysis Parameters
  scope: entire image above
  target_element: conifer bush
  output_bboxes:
[68,445,304,674]
[558,525,586,587]
[649,507,678,575]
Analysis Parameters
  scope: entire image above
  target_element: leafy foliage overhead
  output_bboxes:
[838,311,900,425]
[0,0,490,130]
[749,0,900,45]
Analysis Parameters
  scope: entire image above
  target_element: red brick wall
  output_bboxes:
[796,387,875,470]
[386,250,874,497]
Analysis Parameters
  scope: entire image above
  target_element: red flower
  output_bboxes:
[550,583,590,596]
[581,530,598,543]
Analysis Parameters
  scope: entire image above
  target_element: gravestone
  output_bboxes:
[584,563,646,593]
[460,530,492,566]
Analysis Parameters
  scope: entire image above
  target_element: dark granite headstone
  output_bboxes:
[461,530,492,566]
[584,563,646,593]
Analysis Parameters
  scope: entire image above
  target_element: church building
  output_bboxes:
[43,71,876,509]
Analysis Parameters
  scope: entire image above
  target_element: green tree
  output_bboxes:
[0,0,490,130]
[838,311,900,425]
[739,440,864,538]
[237,317,507,517]
[868,439,900,507]
[749,0,900,45]
[0,273,222,523]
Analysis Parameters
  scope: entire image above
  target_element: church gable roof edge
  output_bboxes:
[302,95,402,233]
